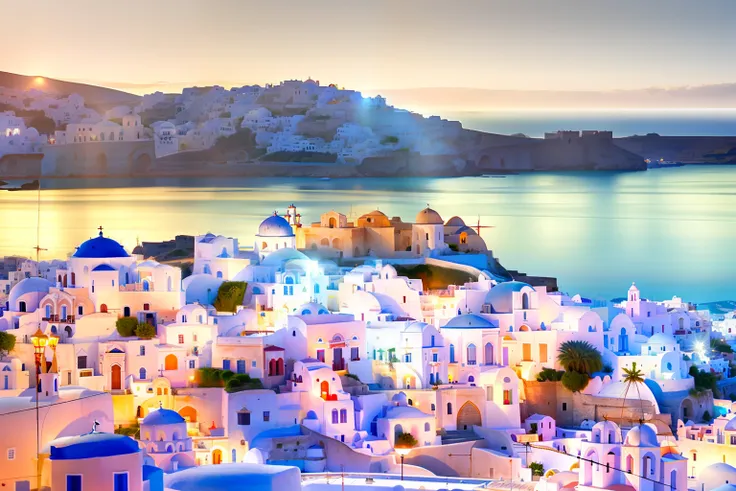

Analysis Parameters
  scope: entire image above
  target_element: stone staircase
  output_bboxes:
[441,430,484,445]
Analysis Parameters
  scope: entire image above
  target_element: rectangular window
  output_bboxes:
[237,360,246,374]
[78,306,83,315]
[188,360,195,369]
[237,412,250,425]
[66,475,82,491]
[114,473,128,491]
[139,346,145,356]
[178,334,184,344]
[252,360,257,368]
[193,334,198,342]
[340,409,347,423]
[77,356,87,369]
[351,347,359,361]
[432,353,438,362]
[404,353,412,363]
[522,343,532,362]
[223,359,231,371]
[263,411,270,422]
[562,402,567,411]
[539,344,548,363]
[7,448,15,460]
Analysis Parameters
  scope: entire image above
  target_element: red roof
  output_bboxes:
[264,345,285,352]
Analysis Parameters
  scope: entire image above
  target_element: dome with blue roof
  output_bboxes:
[443,313,497,329]
[92,264,116,272]
[258,213,294,237]
[142,407,186,426]
[9,277,52,309]
[50,431,140,460]
[73,231,129,258]
[296,302,329,316]
[483,281,533,313]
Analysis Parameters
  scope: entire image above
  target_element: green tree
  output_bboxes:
[26,115,57,135]
[620,362,646,422]
[135,323,156,339]
[557,340,603,375]
[529,462,545,477]
[225,373,264,393]
[116,317,138,337]
[702,410,712,422]
[214,281,248,313]
[394,432,418,449]
[561,370,589,392]
[0,331,16,359]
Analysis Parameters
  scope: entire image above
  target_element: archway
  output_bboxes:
[320,238,330,246]
[100,304,108,313]
[111,364,122,390]
[179,406,198,422]
[212,448,222,465]
[93,152,108,174]
[332,238,341,249]
[456,401,482,430]
[680,399,694,420]
[522,292,530,310]
[165,354,178,371]
[133,153,152,174]
[329,217,336,228]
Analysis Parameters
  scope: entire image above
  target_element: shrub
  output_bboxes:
[116,317,138,337]
[220,111,231,118]
[196,367,225,388]
[394,432,418,449]
[221,370,235,382]
[529,423,538,434]
[214,281,248,313]
[225,373,264,393]
[529,462,544,477]
[0,331,16,358]
[536,368,564,382]
[702,410,712,422]
[448,243,459,252]
[345,373,360,381]
[135,323,156,339]
[561,370,589,393]
[381,135,399,145]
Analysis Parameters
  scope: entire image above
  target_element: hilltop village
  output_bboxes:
[1,205,736,491]
[0,78,647,179]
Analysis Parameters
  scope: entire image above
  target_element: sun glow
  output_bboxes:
[33,76,45,87]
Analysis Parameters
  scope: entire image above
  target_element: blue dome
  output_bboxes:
[443,313,497,329]
[258,214,294,237]
[8,277,52,308]
[483,281,533,313]
[142,407,185,426]
[73,232,129,259]
[50,432,140,460]
[92,264,116,272]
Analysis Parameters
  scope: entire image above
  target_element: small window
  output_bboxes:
[7,448,15,460]
[67,475,82,491]
[263,411,270,422]
[431,403,436,411]
[189,360,195,369]
[178,334,184,344]
[139,346,145,356]
[114,472,128,491]
[562,402,567,411]
[237,412,251,425]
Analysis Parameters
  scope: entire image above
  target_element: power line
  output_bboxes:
[524,441,677,490]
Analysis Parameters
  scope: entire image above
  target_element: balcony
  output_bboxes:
[43,315,76,324]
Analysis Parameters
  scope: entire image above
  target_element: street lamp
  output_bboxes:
[31,328,48,491]
[395,446,412,481]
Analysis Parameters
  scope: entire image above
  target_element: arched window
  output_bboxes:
[339,409,347,423]
[522,292,530,310]
[449,344,456,363]
[447,402,453,415]
[18,301,26,312]
[467,343,477,365]
[314,284,320,294]
[71,272,76,285]
[331,409,339,424]
[109,131,114,141]
[216,271,223,279]
[165,354,178,371]
[140,368,147,380]
[424,422,430,432]
[100,304,108,313]
[45,305,51,318]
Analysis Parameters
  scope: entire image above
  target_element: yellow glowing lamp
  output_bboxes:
[48,333,60,349]
[31,328,48,355]
[395,446,412,457]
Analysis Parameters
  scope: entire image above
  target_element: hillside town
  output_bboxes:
[0,78,463,165]
[1,205,736,491]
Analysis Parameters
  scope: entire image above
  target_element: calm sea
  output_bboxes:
[438,109,736,137]
[2,166,736,304]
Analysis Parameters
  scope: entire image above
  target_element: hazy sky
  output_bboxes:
[2,0,735,95]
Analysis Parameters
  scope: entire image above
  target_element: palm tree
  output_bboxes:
[557,340,603,375]
[620,362,646,424]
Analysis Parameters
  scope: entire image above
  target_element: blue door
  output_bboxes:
[222,359,231,371]
[67,475,82,491]
[3,375,8,390]
[237,360,246,374]
[114,472,129,491]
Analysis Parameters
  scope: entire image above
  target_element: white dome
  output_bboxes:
[296,302,329,316]
[624,423,659,447]
[698,463,736,491]
[596,381,659,414]
[724,417,736,432]
[647,333,677,346]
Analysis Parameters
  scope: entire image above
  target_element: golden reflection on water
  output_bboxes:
[2,167,736,302]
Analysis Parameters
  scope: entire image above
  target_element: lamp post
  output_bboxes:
[395,447,412,481]
[31,328,48,491]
